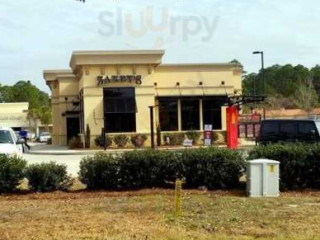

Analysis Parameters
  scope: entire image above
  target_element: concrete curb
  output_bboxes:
[27,151,101,156]
[26,144,255,156]
[27,148,150,156]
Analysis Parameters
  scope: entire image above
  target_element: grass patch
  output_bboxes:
[0,190,320,239]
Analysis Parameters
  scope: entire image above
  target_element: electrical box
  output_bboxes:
[247,159,280,197]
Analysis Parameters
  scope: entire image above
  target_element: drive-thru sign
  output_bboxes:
[204,124,213,146]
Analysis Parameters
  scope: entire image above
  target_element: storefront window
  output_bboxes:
[203,100,222,130]
[104,88,136,133]
[159,99,178,131]
[181,100,200,130]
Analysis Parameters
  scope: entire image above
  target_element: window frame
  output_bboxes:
[103,87,136,133]
[158,99,179,131]
[181,99,200,131]
[202,99,223,130]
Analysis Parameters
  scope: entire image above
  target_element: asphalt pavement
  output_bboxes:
[23,152,89,177]
[23,143,93,176]
[23,142,254,177]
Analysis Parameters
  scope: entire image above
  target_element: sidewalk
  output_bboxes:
[28,143,100,155]
[28,142,255,155]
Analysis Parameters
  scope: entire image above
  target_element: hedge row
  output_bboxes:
[0,155,70,193]
[4,143,320,193]
[79,148,245,190]
[249,143,320,190]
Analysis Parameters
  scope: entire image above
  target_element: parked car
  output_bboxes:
[27,131,35,140]
[14,131,20,139]
[0,127,24,157]
[39,132,51,143]
[257,119,320,145]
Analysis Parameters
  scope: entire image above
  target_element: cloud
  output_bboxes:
[0,0,320,92]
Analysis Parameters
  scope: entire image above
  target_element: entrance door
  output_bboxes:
[67,118,80,143]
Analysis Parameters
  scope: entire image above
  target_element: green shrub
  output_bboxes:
[114,135,129,148]
[79,153,120,190]
[163,133,185,146]
[26,162,71,192]
[79,148,245,190]
[85,124,91,149]
[0,155,27,193]
[68,136,83,149]
[131,134,148,148]
[117,150,181,189]
[94,135,113,148]
[181,148,244,189]
[212,132,219,142]
[212,131,226,144]
[46,138,52,145]
[185,131,201,144]
[249,143,320,190]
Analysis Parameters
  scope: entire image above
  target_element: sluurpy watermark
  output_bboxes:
[98,7,220,43]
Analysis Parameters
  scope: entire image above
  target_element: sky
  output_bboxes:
[0,0,320,93]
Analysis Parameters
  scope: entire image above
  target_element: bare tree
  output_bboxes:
[294,73,318,114]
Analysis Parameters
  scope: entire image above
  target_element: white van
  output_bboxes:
[0,127,24,157]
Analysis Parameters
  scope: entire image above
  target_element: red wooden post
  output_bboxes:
[226,105,239,149]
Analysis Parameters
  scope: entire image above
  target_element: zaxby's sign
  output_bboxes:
[97,75,142,86]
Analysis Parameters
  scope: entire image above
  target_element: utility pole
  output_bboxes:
[253,51,265,95]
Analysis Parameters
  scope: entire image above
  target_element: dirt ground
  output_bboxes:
[1,189,320,240]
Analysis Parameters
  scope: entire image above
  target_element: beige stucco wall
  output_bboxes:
[152,65,239,96]
[0,103,29,128]
[48,75,79,145]
[0,102,52,137]
[78,65,155,146]
[44,51,242,147]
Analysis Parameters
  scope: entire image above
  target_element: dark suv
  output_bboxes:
[257,119,320,145]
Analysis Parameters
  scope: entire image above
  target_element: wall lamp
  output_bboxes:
[176,82,180,86]
[199,81,203,86]
[221,81,225,85]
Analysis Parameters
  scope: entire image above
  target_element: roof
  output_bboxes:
[159,63,242,68]
[43,69,73,74]
[262,119,320,122]
[43,70,75,82]
[71,50,165,56]
[70,50,165,71]
[247,159,280,164]
[0,102,29,106]
[0,127,15,131]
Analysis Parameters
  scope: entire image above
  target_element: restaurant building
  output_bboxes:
[43,50,242,147]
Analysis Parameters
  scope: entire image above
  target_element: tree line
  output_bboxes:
[242,64,320,111]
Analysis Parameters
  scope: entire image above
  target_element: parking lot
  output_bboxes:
[23,143,93,176]
[23,153,85,176]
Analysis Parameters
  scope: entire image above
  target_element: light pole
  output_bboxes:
[149,105,159,149]
[253,51,265,95]
[149,106,155,149]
